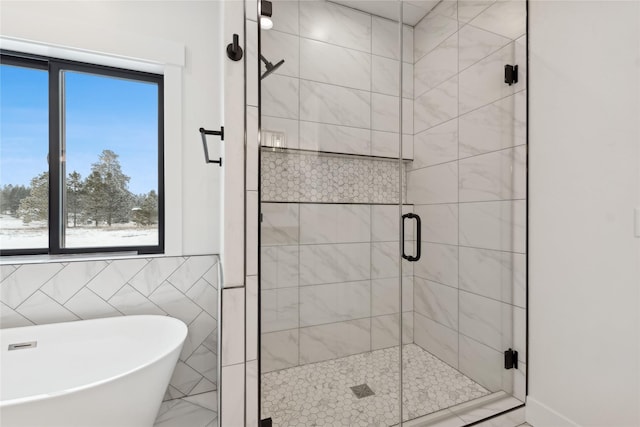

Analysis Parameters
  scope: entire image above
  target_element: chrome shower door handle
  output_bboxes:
[402,213,421,262]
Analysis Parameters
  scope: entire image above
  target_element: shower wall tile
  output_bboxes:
[459,247,526,307]
[261,29,300,78]
[371,204,415,242]
[414,312,458,368]
[262,74,299,119]
[459,335,502,392]
[262,116,300,149]
[459,91,527,159]
[458,146,527,202]
[247,106,259,191]
[372,55,400,96]
[414,13,458,62]
[261,246,299,290]
[261,203,299,246]
[299,281,371,327]
[247,22,259,108]
[407,162,458,204]
[299,243,370,285]
[299,318,370,364]
[458,42,516,114]
[372,17,399,60]
[261,329,299,373]
[414,242,459,288]
[459,200,526,253]
[457,0,495,24]
[371,132,414,160]
[299,121,370,156]
[459,291,505,351]
[468,0,526,41]
[271,0,299,36]
[414,32,458,97]
[0,256,219,399]
[458,24,510,71]
[372,93,401,133]
[299,204,371,244]
[414,76,458,133]
[299,0,371,52]
[300,38,371,91]
[371,277,414,316]
[414,277,458,330]
[414,204,459,245]
[300,80,370,128]
[413,119,458,169]
[261,287,299,333]
[371,313,414,350]
[371,241,414,279]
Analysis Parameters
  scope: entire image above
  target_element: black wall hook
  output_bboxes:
[199,127,224,166]
[227,34,243,61]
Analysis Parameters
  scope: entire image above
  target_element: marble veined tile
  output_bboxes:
[261,203,299,246]
[414,312,459,368]
[459,91,527,159]
[299,318,370,364]
[299,280,371,327]
[459,42,516,114]
[468,0,526,40]
[372,93,401,133]
[459,146,527,202]
[459,247,526,307]
[459,200,526,253]
[262,74,299,119]
[260,245,299,290]
[414,277,458,330]
[299,121,370,156]
[270,0,299,35]
[261,329,299,373]
[0,302,34,328]
[299,243,370,285]
[459,24,510,71]
[414,13,458,62]
[413,119,458,169]
[262,116,299,149]
[41,260,108,304]
[299,204,370,244]
[414,242,459,288]
[372,55,400,96]
[408,162,458,205]
[414,76,458,133]
[459,291,505,352]
[261,287,299,333]
[1,263,64,309]
[261,29,300,78]
[414,203,459,246]
[300,38,371,91]
[371,313,413,349]
[371,204,415,242]
[371,241,414,279]
[458,335,502,391]
[300,80,370,128]
[16,291,79,325]
[64,288,121,320]
[154,397,216,427]
[458,0,495,24]
[414,32,458,98]
[371,277,414,316]
[300,0,371,52]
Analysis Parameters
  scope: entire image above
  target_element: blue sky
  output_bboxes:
[0,64,159,195]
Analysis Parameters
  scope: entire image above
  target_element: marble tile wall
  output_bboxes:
[0,255,219,401]
[261,202,414,372]
[408,0,527,400]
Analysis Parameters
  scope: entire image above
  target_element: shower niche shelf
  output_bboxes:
[260,146,413,162]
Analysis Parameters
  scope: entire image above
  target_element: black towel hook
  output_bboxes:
[199,127,224,166]
[227,34,243,61]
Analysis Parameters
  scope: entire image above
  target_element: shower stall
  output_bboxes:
[258,0,527,425]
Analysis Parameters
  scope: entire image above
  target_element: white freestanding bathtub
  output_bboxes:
[0,315,187,427]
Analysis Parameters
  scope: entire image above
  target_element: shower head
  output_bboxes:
[260,54,285,80]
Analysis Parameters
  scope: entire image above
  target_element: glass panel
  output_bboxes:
[61,71,159,248]
[0,63,49,250]
[259,0,404,425]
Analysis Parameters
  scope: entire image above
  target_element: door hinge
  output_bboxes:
[504,64,518,86]
[261,418,273,427]
[504,348,519,370]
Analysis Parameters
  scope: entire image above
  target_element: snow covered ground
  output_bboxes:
[0,214,158,249]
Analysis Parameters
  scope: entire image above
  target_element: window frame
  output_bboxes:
[0,50,165,256]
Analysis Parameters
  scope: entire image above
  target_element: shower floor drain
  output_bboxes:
[350,384,375,399]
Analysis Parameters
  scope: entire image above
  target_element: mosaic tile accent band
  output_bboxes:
[0,255,219,401]
[261,150,407,204]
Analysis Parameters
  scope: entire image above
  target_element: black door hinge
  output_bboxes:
[504,64,518,86]
[261,418,273,427]
[504,348,518,369]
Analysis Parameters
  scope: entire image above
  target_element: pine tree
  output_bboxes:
[17,172,49,224]
[0,184,30,216]
[133,190,158,226]
[66,171,84,227]
[84,150,133,226]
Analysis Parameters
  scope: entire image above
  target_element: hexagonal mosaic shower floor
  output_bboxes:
[261,344,489,427]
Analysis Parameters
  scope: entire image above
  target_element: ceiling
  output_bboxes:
[329,0,439,26]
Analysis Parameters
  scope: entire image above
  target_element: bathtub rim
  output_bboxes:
[0,314,188,408]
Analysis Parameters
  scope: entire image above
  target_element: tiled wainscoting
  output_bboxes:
[0,255,219,401]
[408,0,527,399]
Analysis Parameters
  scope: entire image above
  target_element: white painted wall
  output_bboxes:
[0,1,223,256]
[528,1,640,426]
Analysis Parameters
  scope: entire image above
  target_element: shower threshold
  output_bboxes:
[261,344,492,427]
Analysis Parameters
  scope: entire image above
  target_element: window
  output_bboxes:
[0,52,164,255]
